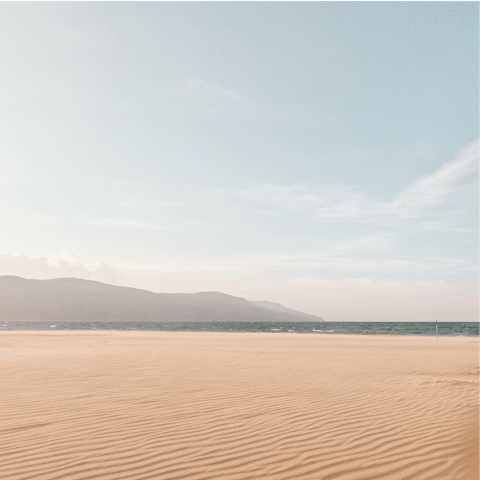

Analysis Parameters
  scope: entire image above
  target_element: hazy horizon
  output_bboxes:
[0,3,478,321]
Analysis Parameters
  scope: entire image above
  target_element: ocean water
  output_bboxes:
[0,321,478,336]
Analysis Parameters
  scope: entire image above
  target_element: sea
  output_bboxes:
[0,321,478,336]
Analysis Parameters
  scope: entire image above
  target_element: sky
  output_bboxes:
[0,2,478,321]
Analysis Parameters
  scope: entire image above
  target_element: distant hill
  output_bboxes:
[250,301,325,322]
[0,276,325,322]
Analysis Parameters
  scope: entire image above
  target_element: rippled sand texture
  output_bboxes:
[1,332,478,480]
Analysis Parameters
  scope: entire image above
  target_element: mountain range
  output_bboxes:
[0,276,325,322]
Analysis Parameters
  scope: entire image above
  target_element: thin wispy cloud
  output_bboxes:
[33,216,164,231]
[214,141,478,230]
[84,218,163,230]
[111,193,187,209]
[385,141,478,220]
[174,78,250,113]
[114,200,186,208]
[323,234,396,256]
[140,252,475,276]
[0,168,12,185]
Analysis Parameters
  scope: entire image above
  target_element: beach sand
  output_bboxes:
[1,331,478,480]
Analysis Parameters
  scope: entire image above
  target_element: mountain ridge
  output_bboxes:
[0,276,325,322]
[250,300,324,322]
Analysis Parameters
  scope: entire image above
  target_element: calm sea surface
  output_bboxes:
[0,321,478,336]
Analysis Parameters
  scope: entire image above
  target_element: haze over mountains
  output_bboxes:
[0,276,325,322]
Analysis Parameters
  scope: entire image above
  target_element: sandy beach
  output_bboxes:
[1,331,478,480]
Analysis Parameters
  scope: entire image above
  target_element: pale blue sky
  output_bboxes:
[0,2,477,320]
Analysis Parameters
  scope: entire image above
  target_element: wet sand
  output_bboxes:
[1,331,478,480]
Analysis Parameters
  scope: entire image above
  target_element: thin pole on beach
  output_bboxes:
[436,319,438,340]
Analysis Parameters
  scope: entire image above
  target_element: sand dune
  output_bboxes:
[1,332,478,480]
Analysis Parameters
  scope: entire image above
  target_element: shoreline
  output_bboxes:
[1,319,478,339]
[0,329,477,338]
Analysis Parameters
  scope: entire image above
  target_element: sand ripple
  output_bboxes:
[1,332,478,480]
